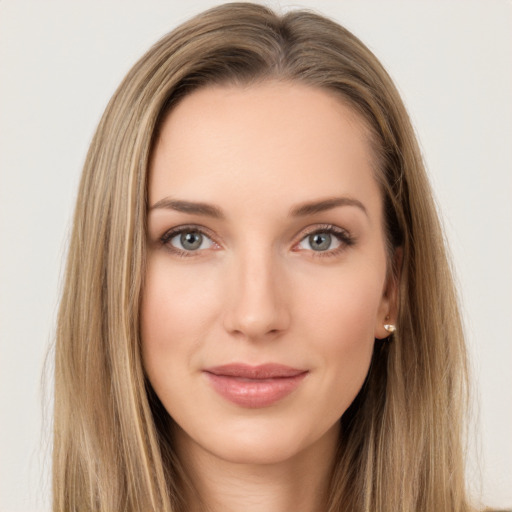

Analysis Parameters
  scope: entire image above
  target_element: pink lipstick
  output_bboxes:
[203,363,308,408]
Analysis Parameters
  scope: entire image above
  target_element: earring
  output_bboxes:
[384,324,396,334]
[383,315,396,335]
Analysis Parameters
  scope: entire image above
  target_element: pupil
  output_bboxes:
[181,232,202,250]
[310,233,331,251]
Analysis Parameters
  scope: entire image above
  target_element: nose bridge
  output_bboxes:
[223,241,289,339]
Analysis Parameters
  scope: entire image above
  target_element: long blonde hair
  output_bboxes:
[53,3,473,511]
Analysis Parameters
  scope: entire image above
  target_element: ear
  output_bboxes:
[374,247,402,340]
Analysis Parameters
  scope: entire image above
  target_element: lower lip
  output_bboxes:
[204,372,307,408]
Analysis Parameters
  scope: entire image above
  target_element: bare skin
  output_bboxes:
[175,420,336,512]
[142,81,396,512]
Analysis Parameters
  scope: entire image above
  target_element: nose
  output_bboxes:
[222,249,291,341]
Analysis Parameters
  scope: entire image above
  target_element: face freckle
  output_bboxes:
[141,81,396,467]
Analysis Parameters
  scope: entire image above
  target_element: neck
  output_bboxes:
[174,425,338,512]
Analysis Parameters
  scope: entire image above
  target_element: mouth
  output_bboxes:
[203,363,308,408]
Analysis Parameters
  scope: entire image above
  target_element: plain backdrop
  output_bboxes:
[0,1,511,511]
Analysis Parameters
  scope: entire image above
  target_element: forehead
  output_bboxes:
[149,81,381,216]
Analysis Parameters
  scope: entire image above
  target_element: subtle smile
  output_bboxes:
[203,363,309,408]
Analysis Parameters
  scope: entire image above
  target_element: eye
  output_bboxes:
[161,227,217,255]
[300,232,338,252]
[298,231,341,252]
[295,226,354,255]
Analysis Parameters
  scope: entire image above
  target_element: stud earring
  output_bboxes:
[384,324,396,334]
[383,315,396,335]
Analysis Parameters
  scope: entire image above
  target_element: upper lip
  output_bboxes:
[204,363,307,379]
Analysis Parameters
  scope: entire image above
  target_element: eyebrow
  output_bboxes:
[149,198,225,219]
[149,196,367,219]
[289,197,367,217]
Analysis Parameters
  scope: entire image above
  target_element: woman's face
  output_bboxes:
[142,82,395,465]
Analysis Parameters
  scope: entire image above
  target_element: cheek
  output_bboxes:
[299,261,384,345]
[142,255,222,336]
[140,257,221,388]
[295,264,384,410]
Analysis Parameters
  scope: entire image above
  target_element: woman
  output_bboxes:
[53,3,475,511]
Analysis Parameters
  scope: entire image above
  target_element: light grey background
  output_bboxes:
[1,1,511,511]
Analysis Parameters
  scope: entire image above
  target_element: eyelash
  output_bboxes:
[159,223,355,258]
[160,224,219,258]
[295,224,355,258]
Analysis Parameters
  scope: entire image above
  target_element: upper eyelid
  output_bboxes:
[159,222,349,235]
[295,224,352,242]
[299,223,349,235]
[161,224,218,242]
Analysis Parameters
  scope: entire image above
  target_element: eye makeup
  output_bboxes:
[293,224,355,258]
[157,222,356,260]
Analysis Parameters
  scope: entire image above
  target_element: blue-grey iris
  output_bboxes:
[309,233,331,251]
[181,232,203,250]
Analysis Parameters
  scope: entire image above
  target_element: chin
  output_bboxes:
[213,436,304,465]
[176,413,340,467]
